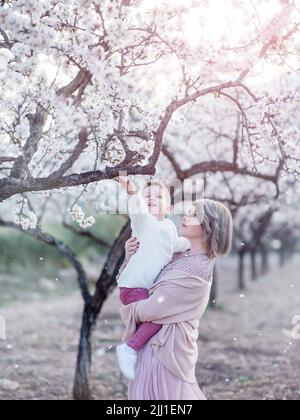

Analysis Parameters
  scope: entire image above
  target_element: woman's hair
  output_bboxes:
[195,199,233,259]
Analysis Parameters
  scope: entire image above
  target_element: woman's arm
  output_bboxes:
[120,273,208,326]
[126,285,195,324]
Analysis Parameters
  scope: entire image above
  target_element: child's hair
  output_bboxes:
[195,199,233,259]
[143,179,171,206]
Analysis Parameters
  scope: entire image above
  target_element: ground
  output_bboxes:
[0,255,300,400]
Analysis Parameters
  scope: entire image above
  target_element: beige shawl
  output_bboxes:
[120,269,212,383]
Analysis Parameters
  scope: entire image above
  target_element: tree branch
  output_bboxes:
[0,162,156,202]
[0,156,16,163]
[10,106,48,179]
[0,26,13,50]
[48,129,89,180]
[162,144,282,187]
[56,69,92,99]
[63,222,111,248]
[0,219,91,304]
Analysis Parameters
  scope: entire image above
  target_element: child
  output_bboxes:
[116,176,191,380]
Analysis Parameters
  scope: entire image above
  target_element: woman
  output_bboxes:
[120,199,233,400]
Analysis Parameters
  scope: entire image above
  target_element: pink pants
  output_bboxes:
[119,287,162,351]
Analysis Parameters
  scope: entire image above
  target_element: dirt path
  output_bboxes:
[0,256,300,400]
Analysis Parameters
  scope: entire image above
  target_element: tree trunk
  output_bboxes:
[73,221,131,400]
[209,264,218,308]
[279,246,286,267]
[260,245,269,275]
[250,249,258,281]
[73,304,95,401]
[91,221,131,317]
[238,250,246,290]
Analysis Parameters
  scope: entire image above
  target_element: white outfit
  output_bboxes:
[117,192,190,289]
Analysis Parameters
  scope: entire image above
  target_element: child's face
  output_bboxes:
[142,185,171,219]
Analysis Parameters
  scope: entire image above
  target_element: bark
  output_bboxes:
[260,244,269,275]
[238,249,246,290]
[209,264,218,308]
[91,221,131,317]
[279,246,286,267]
[0,163,156,202]
[250,249,258,281]
[73,304,95,401]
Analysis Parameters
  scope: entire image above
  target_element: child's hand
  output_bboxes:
[115,176,137,195]
[115,176,129,189]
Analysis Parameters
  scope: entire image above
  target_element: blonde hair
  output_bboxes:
[143,179,171,206]
[195,199,233,259]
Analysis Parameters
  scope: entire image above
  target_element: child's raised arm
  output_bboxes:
[116,177,150,234]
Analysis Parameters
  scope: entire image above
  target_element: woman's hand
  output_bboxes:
[125,237,140,260]
[117,237,140,279]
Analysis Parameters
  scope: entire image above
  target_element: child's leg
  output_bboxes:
[119,287,149,305]
[119,287,162,351]
[127,322,162,351]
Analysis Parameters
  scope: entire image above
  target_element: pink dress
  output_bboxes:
[128,339,206,400]
[122,252,215,401]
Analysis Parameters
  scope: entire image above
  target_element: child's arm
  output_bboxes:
[115,177,150,234]
[174,236,191,253]
[168,220,191,253]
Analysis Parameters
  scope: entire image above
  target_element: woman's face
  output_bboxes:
[180,206,203,240]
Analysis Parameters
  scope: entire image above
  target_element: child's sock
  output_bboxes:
[116,343,138,380]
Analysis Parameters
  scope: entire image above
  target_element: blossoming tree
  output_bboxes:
[0,0,300,399]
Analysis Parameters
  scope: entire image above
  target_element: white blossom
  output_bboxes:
[69,205,96,229]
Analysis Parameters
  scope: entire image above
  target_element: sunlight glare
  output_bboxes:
[140,0,284,48]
